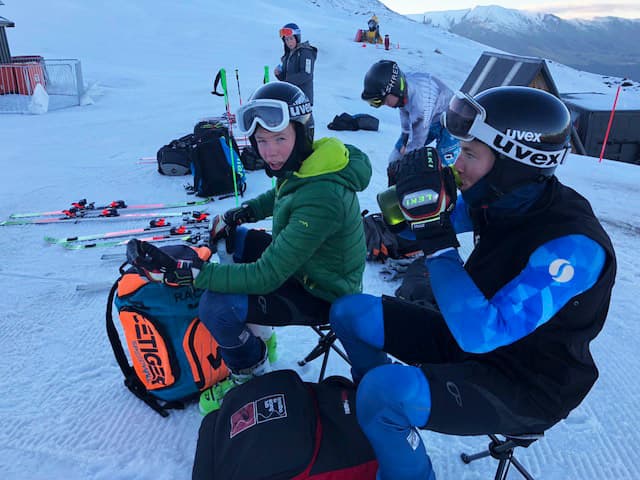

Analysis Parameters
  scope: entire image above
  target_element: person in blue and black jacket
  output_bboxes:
[330,86,617,480]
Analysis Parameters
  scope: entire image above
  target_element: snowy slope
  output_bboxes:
[1,1,639,479]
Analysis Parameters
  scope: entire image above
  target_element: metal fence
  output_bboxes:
[0,58,84,114]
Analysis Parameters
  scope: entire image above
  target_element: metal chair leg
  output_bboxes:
[298,325,351,381]
[461,433,539,480]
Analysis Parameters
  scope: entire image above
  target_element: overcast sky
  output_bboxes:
[378,1,640,19]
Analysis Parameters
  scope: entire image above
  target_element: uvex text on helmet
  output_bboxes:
[475,86,571,194]
[475,86,571,156]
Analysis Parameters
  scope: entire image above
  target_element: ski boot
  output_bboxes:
[198,376,236,416]
[198,340,272,416]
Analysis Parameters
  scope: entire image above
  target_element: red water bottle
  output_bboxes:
[384,34,390,50]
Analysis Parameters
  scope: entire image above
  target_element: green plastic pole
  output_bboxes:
[218,68,240,206]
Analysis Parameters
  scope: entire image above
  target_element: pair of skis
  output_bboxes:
[1,197,213,226]
[45,217,211,250]
[62,232,204,250]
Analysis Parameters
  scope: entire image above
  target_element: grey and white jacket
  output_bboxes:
[389,72,453,163]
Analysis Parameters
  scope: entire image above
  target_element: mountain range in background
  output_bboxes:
[407,5,640,82]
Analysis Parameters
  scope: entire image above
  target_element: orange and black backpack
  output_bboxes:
[106,244,229,417]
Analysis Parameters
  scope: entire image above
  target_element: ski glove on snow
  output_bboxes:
[126,239,203,287]
[395,146,459,256]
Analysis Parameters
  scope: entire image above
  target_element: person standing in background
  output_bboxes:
[274,23,318,105]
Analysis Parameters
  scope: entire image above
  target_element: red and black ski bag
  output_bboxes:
[192,369,378,480]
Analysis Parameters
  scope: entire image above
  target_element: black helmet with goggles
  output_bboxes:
[442,86,571,197]
[237,82,314,177]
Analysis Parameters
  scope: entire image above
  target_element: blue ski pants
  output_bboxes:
[331,294,436,480]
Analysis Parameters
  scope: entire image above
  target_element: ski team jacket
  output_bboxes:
[275,41,318,104]
[389,72,453,163]
[426,177,616,421]
[194,138,372,303]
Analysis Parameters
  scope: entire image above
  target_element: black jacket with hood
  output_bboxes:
[276,41,318,104]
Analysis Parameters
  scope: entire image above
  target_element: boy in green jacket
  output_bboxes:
[129,82,371,412]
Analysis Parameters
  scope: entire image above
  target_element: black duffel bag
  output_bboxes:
[156,133,195,176]
[193,369,378,480]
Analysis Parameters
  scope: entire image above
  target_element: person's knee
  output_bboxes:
[331,294,379,340]
[199,291,249,339]
[357,365,431,429]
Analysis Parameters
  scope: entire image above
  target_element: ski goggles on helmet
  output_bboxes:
[361,90,385,108]
[236,99,290,136]
[442,91,570,168]
[279,26,300,38]
[365,96,384,108]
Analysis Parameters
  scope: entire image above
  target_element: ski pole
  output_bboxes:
[214,68,241,206]
[235,69,243,105]
[235,68,250,150]
[599,84,621,163]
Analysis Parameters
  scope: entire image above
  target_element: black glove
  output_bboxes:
[126,239,204,287]
[395,146,459,256]
[223,204,256,226]
[363,213,400,262]
[387,159,400,187]
[208,204,256,253]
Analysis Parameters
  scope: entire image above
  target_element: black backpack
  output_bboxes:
[156,133,195,176]
[240,145,266,171]
[192,369,378,480]
[188,120,246,197]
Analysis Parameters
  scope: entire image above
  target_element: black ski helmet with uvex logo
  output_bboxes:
[248,81,315,177]
[474,86,571,197]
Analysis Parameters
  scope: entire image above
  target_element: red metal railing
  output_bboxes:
[0,56,46,95]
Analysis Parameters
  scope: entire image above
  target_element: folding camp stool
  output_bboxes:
[461,433,543,480]
[298,325,351,382]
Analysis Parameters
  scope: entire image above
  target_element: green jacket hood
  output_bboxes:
[290,137,371,193]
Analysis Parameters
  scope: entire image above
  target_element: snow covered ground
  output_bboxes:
[1,1,639,478]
